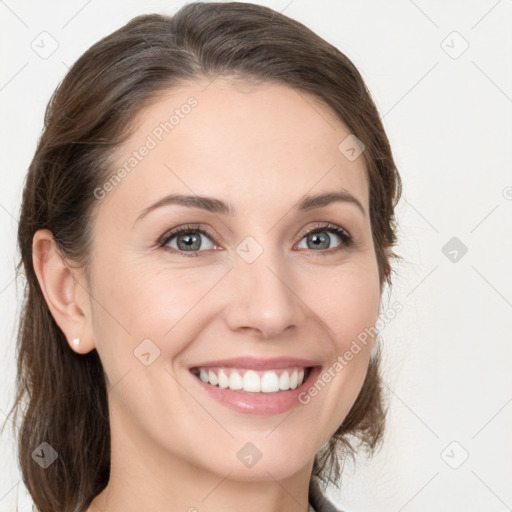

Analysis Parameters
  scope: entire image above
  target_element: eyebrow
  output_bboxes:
[134,190,366,225]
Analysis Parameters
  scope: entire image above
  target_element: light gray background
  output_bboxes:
[1,1,511,511]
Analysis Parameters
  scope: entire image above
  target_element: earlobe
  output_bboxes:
[32,229,95,354]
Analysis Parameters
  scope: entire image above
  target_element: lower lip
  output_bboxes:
[190,367,321,416]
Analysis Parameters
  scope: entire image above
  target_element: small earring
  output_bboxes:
[72,338,80,346]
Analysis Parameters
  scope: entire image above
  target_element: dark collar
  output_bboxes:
[308,474,343,512]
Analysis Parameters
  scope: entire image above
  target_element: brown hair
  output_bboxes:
[4,2,401,511]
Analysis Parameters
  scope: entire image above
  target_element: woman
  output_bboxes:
[8,2,401,511]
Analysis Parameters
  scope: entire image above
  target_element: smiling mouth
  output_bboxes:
[190,366,314,394]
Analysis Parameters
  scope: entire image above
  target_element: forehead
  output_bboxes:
[99,77,369,221]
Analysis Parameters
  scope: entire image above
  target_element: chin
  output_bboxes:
[208,438,316,482]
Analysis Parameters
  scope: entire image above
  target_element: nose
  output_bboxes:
[224,242,303,339]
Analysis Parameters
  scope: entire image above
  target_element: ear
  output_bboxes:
[32,229,95,354]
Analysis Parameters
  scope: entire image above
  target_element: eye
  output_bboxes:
[295,223,354,254]
[157,222,354,258]
[158,224,217,257]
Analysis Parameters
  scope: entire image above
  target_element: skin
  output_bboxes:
[32,77,381,512]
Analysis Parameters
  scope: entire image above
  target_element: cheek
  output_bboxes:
[296,262,381,436]
[90,258,229,368]
[305,260,381,349]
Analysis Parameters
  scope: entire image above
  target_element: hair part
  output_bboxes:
[5,2,401,510]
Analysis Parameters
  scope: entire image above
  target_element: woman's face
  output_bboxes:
[84,77,381,481]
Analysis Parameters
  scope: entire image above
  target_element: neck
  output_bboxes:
[88,410,314,512]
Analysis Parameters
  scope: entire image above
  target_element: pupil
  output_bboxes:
[310,232,329,249]
[179,233,200,250]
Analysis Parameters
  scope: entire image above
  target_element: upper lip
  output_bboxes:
[189,356,320,371]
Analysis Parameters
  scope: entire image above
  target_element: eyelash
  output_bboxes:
[157,222,354,258]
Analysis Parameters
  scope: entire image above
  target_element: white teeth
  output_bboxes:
[229,372,243,390]
[195,367,307,393]
[218,369,230,389]
[243,370,261,392]
[279,371,289,390]
[208,370,218,386]
[261,371,280,393]
[289,370,298,389]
